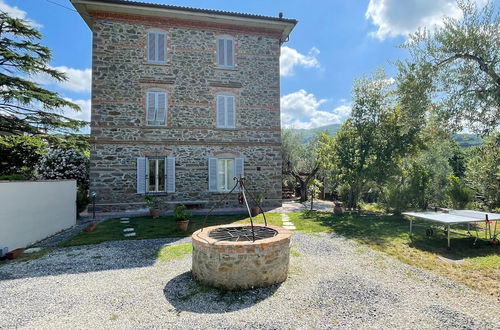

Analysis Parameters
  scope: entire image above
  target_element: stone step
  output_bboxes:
[283,225,296,230]
[120,220,130,224]
[123,228,134,232]
[124,232,136,237]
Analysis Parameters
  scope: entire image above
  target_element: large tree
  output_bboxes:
[0,12,86,134]
[318,69,423,208]
[401,0,499,133]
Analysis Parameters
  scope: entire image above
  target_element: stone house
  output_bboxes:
[72,0,297,212]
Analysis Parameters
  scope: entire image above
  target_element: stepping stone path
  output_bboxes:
[121,219,136,237]
[280,213,296,230]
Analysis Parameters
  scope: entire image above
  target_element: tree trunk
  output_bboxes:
[290,165,320,203]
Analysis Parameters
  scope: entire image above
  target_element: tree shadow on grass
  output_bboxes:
[297,211,498,260]
[163,271,281,314]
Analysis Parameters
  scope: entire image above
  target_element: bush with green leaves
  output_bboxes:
[446,175,474,209]
[0,135,46,177]
[465,133,500,209]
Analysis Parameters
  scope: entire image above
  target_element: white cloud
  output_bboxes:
[63,98,91,122]
[33,66,91,93]
[280,46,320,77]
[365,0,462,40]
[0,0,42,28]
[280,90,350,129]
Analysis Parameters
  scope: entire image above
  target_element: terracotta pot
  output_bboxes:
[250,206,260,217]
[6,248,24,260]
[150,208,161,219]
[176,220,189,232]
[85,224,96,232]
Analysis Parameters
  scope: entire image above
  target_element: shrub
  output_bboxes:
[37,148,89,188]
[174,205,191,221]
[446,175,474,209]
[0,135,46,177]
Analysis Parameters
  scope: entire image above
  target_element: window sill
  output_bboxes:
[144,61,168,66]
[216,127,236,130]
[137,192,168,196]
[214,65,238,71]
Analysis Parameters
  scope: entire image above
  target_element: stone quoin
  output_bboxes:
[71,0,297,212]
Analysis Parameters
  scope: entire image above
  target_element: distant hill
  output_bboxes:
[453,133,483,148]
[292,124,342,142]
[290,124,483,148]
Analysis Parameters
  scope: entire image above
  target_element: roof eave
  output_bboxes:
[71,0,297,40]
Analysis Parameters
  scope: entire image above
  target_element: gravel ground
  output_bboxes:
[0,232,498,329]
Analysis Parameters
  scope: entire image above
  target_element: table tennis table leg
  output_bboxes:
[409,219,413,236]
[447,224,451,249]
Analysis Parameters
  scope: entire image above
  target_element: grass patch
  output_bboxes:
[61,213,282,247]
[287,211,499,297]
[156,243,192,263]
[290,245,301,257]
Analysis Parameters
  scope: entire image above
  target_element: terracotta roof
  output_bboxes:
[80,0,298,24]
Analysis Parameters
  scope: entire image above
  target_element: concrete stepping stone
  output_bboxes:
[24,247,43,254]
[123,228,134,232]
[120,220,130,224]
[280,213,296,230]
[124,232,136,237]
[120,218,130,220]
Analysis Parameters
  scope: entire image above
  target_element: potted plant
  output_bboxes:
[250,193,264,216]
[174,204,191,231]
[145,195,161,219]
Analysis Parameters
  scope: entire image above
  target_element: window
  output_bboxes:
[136,157,175,194]
[216,36,234,67]
[208,157,244,192]
[216,95,235,128]
[148,158,165,193]
[147,31,166,63]
[217,159,234,191]
[146,90,167,125]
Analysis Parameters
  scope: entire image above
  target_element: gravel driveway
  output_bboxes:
[0,232,498,329]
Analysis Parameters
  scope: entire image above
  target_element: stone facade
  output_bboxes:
[81,3,294,212]
[192,225,291,290]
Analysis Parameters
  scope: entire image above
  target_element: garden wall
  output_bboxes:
[0,180,76,252]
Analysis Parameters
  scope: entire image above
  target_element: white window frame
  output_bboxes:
[146,89,168,126]
[216,35,235,68]
[148,158,165,193]
[216,94,236,129]
[147,29,167,64]
[217,158,234,192]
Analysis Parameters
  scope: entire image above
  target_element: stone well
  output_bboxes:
[191,224,291,290]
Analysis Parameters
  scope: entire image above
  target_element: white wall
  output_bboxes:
[0,180,76,252]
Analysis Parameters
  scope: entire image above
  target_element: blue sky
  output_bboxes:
[2,0,471,130]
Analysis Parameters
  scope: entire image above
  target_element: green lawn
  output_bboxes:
[288,211,499,297]
[61,213,282,247]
